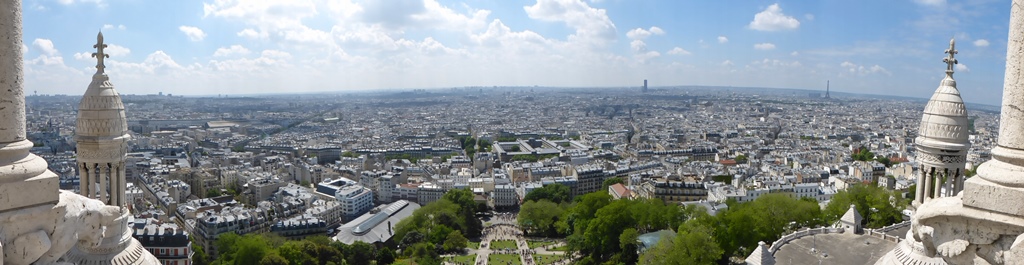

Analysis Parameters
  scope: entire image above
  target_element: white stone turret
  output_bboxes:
[75,31,131,207]
[913,38,970,205]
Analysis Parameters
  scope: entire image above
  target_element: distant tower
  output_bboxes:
[643,79,648,93]
[913,38,970,206]
[75,31,130,207]
[825,80,830,99]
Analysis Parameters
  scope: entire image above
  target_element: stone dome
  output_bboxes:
[75,73,129,141]
[915,74,969,151]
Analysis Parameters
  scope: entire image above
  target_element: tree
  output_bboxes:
[377,247,397,265]
[523,184,572,204]
[277,241,316,265]
[233,235,271,265]
[342,151,358,158]
[640,220,722,265]
[258,254,289,265]
[518,199,565,236]
[443,230,468,253]
[824,184,906,229]
[617,228,640,264]
[206,189,222,198]
[735,155,748,164]
[344,241,376,265]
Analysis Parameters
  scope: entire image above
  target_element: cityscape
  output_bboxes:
[3,1,1024,265]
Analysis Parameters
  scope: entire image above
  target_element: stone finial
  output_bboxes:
[92,31,109,74]
[944,37,958,76]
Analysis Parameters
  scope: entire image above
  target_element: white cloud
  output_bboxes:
[956,63,969,72]
[524,0,617,46]
[749,4,800,31]
[805,14,814,21]
[214,45,251,57]
[974,39,990,47]
[913,0,946,6]
[721,60,734,66]
[754,43,776,50]
[32,39,59,56]
[104,44,130,57]
[840,61,891,76]
[667,47,690,55]
[236,28,268,40]
[21,43,28,55]
[179,26,207,42]
[626,27,665,40]
[791,51,799,56]
[717,36,728,43]
[102,24,126,30]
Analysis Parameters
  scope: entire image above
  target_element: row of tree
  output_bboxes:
[209,233,394,265]
[516,183,905,265]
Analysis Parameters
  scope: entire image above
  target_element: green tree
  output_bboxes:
[344,241,376,265]
[377,247,397,265]
[823,184,906,228]
[518,199,566,236]
[735,155,748,164]
[523,184,572,204]
[233,235,271,265]
[443,230,468,253]
[639,220,722,265]
[277,241,316,265]
[206,189,222,198]
[617,228,640,264]
[258,254,289,265]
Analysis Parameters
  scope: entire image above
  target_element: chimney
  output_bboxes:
[388,221,392,235]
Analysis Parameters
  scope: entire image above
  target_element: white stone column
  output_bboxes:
[963,1,1024,215]
[99,164,108,204]
[82,163,92,198]
[921,170,929,205]
[0,0,26,145]
[934,171,943,199]
[924,171,934,201]
[0,0,58,212]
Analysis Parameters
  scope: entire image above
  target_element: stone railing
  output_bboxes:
[767,227,845,254]
[864,221,910,243]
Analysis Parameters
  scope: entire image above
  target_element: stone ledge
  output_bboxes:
[962,176,1024,216]
[0,169,58,212]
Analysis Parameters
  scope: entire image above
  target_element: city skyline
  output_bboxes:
[21,0,1012,105]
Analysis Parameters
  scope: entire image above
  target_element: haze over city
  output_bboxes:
[19,0,1012,105]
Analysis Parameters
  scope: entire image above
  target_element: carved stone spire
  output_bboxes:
[944,38,958,76]
[92,31,109,74]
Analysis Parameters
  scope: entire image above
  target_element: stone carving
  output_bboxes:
[910,196,1024,265]
[75,147,126,161]
[0,190,122,265]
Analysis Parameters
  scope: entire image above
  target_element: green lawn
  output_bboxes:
[445,254,476,265]
[549,245,569,252]
[392,258,415,265]
[488,254,521,265]
[533,254,564,265]
[468,241,481,250]
[489,240,518,250]
[527,240,557,249]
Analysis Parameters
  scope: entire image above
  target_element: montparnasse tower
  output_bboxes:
[75,32,131,207]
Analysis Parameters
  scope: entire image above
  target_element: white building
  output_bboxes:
[336,185,374,221]
[493,184,518,209]
[417,182,444,205]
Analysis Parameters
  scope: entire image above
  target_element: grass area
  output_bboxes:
[533,254,564,265]
[549,245,569,252]
[468,241,481,250]
[527,240,557,249]
[489,240,518,250]
[445,254,476,265]
[488,254,522,265]
[393,258,415,265]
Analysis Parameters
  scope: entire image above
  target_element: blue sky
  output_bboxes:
[19,0,1012,105]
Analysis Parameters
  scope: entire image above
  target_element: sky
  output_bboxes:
[19,0,1014,105]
